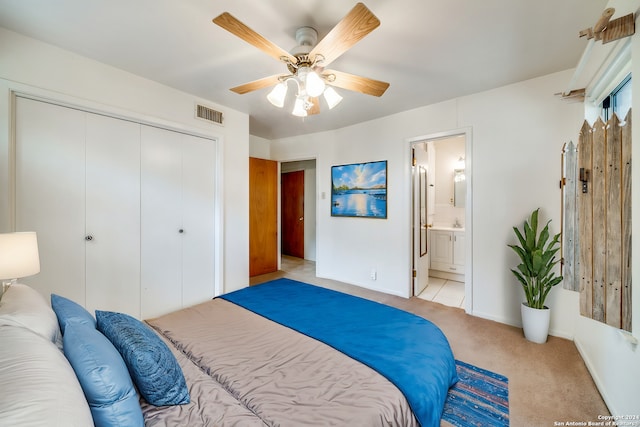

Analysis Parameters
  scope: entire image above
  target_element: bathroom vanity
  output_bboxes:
[429,227,465,279]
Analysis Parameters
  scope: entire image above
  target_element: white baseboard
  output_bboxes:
[315,273,410,298]
[573,338,615,416]
[469,309,520,328]
[468,309,574,340]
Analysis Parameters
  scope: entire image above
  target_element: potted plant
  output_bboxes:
[508,208,563,343]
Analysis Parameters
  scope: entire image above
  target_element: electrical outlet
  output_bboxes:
[370,269,377,280]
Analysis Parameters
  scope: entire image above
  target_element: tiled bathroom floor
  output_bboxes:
[417,277,465,308]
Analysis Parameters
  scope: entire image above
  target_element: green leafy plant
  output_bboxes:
[508,208,563,309]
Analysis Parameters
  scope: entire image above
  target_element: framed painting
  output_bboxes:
[331,160,387,218]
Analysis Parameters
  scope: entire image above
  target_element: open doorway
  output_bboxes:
[280,160,317,265]
[410,130,472,312]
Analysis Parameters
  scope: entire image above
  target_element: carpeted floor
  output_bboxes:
[251,256,610,427]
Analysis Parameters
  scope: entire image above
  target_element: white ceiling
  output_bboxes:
[0,0,609,139]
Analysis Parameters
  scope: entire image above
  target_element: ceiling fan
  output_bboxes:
[212,3,390,117]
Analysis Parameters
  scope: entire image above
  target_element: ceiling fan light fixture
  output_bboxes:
[267,82,288,108]
[214,4,389,118]
[323,86,343,109]
[291,97,308,117]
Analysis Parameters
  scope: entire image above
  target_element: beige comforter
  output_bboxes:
[141,298,418,426]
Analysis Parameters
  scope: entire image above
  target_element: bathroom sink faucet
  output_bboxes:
[453,218,462,228]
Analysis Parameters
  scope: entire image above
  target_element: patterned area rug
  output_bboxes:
[441,360,509,427]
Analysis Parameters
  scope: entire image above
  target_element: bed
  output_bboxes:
[0,278,458,427]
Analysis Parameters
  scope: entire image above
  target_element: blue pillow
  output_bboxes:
[96,310,190,406]
[63,324,144,427]
[51,294,96,334]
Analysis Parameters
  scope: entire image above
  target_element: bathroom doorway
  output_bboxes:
[410,129,472,312]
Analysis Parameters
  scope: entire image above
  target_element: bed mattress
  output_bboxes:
[142,279,456,426]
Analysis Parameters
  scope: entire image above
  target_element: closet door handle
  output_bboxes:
[85,235,94,241]
[178,229,184,234]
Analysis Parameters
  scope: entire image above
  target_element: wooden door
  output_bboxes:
[281,170,305,258]
[249,157,278,276]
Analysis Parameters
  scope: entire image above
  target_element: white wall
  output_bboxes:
[0,28,250,294]
[249,134,271,159]
[304,167,317,261]
[271,98,462,297]
[457,71,583,334]
[272,70,582,320]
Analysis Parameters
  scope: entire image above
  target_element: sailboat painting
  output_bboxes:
[331,160,387,218]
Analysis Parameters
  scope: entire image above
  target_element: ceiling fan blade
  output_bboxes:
[230,75,283,94]
[307,97,321,115]
[309,3,380,67]
[324,69,389,97]
[213,12,297,64]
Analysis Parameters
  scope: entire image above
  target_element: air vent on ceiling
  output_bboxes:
[195,103,224,125]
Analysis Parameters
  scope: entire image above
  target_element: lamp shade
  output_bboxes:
[305,70,326,97]
[0,232,40,280]
[323,87,343,109]
[291,97,308,117]
[267,82,287,108]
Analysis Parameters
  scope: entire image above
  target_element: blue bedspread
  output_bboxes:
[220,278,458,427]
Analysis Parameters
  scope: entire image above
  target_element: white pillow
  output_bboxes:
[0,283,62,345]
[0,325,94,426]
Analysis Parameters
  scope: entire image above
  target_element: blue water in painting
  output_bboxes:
[331,189,386,218]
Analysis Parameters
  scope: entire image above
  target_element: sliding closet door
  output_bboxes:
[181,134,216,308]
[15,98,142,315]
[85,114,141,316]
[15,97,215,318]
[15,98,86,303]
[141,126,183,318]
[140,126,216,319]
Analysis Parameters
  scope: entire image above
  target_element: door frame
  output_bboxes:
[407,127,473,313]
[279,159,318,263]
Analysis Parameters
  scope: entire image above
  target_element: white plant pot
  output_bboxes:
[521,302,550,344]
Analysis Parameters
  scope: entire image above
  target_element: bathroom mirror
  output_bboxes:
[454,169,466,208]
